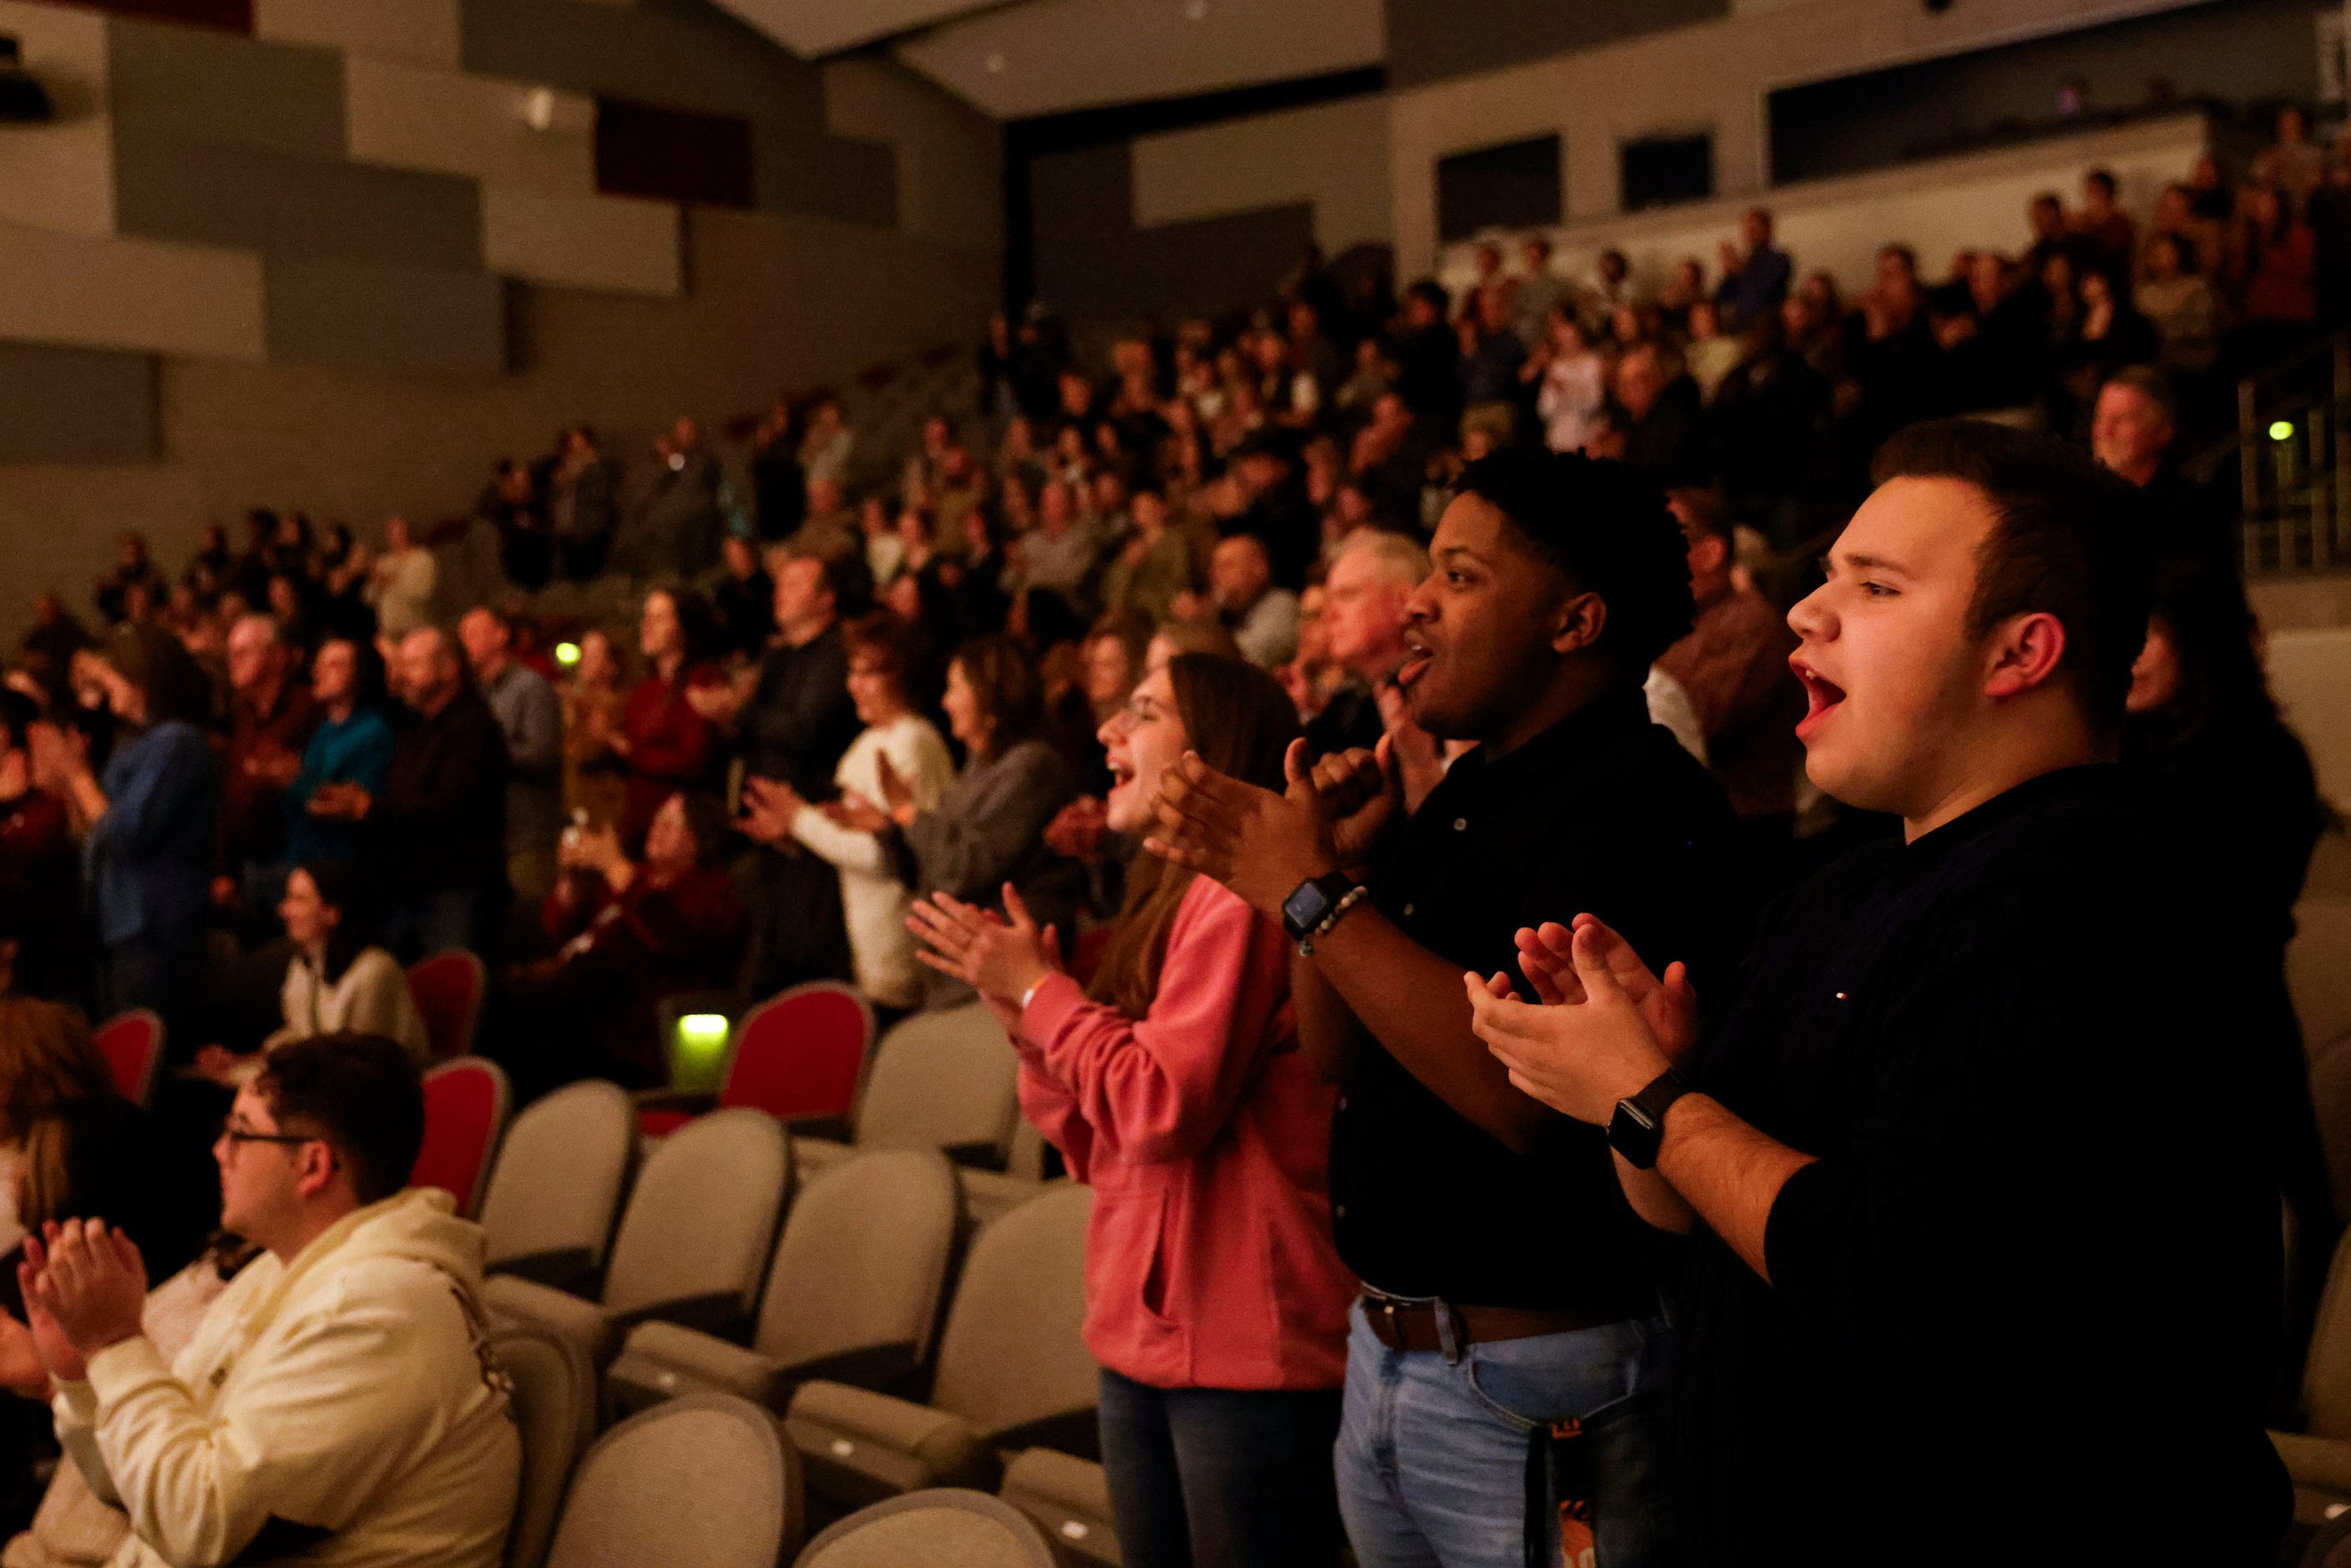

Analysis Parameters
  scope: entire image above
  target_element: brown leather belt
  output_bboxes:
[1358,1292,1648,1353]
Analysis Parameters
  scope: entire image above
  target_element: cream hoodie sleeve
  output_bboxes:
[76,1261,469,1567]
[791,718,954,876]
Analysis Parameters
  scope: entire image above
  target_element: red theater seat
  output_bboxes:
[407,950,486,1063]
[637,982,873,1139]
[94,1010,164,1106]
[412,1057,511,1215]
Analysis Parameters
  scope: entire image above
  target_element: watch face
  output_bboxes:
[1282,883,1331,934]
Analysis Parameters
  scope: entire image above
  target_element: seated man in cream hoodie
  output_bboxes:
[16,1032,519,1568]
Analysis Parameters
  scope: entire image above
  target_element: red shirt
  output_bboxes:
[619,665,726,850]
[1017,876,1355,1390]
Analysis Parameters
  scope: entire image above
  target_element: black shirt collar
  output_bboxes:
[1898,761,2124,862]
[1443,685,1654,790]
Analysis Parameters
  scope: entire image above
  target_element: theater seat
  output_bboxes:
[785,1183,1095,1512]
[606,1147,960,1419]
[93,1009,164,1106]
[794,1489,1054,1568]
[478,1080,636,1292]
[2272,1228,2351,1525]
[487,1107,789,1367]
[999,1448,1120,1566]
[488,1323,594,1568]
[407,949,486,1062]
[541,1393,801,1568]
[410,1057,510,1216]
[795,1002,1019,1181]
[639,982,873,1141]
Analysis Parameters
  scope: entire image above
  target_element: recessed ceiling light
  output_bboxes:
[1184,0,1209,18]
[986,51,1005,72]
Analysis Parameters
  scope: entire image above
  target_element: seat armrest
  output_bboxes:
[999,1448,1119,1565]
[611,1321,792,1412]
[483,1275,616,1366]
[786,1379,998,1510]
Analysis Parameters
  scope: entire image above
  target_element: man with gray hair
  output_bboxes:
[217,614,317,930]
[1306,530,1427,758]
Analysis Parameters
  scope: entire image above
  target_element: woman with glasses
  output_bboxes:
[911,654,1354,1568]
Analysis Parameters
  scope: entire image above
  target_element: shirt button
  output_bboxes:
[1401,903,1414,918]
[1333,1205,1347,1220]
[1453,817,1467,832]
[1337,1095,1347,1111]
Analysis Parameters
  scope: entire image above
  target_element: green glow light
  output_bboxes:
[676,1014,729,1069]
[554,641,582,667]
[2271,420,2297,443]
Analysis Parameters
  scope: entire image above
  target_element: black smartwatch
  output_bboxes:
[1281,873,1361,950]
[1607,1069,1692,1170]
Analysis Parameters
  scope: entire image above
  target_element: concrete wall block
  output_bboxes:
[0,341,158,464]
[1132,94,1392,253]
[114,131,484,271]
[0,221,265,360]
[484,186,680,296]
[265,255,508,379]
[821,57,1003,253]
[344,54,596,194]
[255,0,463,68]
[0,1,115,237]
[106,15,345,160]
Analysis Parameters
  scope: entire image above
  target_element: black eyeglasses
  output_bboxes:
[219,1120,320,1149]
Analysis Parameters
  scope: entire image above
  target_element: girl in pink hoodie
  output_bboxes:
[911,652,1355,1568]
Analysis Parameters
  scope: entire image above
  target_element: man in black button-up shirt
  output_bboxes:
[1153,451,1746,1568]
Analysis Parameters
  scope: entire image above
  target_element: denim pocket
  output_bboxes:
[1462,1318,1658,1433]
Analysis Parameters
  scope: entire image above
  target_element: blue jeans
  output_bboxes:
[1335,1300,1674,1568]
[1098,1368,1346,1568]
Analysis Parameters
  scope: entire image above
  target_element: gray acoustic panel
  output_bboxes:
[114,132,484,271]
[265,257,507,380]
[1031,143,1313,326]
[759,125,897,229]
[107,15,346,160]
[1383,0,1728,91]
[0,342,159,464]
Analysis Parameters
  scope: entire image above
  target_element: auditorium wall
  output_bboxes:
[0,0,1000,648]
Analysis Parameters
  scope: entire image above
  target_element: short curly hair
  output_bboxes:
[1453,449,1696,674]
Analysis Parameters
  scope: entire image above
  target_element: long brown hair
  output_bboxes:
[1088,655,1301,1016]
[0,997,122,1225]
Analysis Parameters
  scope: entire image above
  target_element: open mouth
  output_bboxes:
[1395,638,1434,690]
[1792,659,1845,739]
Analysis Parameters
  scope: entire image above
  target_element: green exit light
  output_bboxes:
[554,641,582,667]
[677,1013,729,1068]
[2270,420,2297,443]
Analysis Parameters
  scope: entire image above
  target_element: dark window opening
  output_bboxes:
[1620,132,1714,210]
[1437,134,1562,243]
[595,97,754,210]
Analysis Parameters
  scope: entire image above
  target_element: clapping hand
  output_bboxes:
[872,752,913,814]
[1461,916,1686,1125]
[1042,797,1109,862]
[1145,741,1340,917]
[821,791,891,834]
[19,1220,147,1377]
[738,776,804,848]
[907,884,1062,1004]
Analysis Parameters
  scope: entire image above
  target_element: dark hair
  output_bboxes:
[664,790,732,868]
[295,860,377,984]
[2086,167,2117,198]
[0,688,33,753]
[1667,487,1732,548]
[1871,418,2153,739]
[814,551,876,620]
[840,609,914,676]
[2125,552,2279,751]
[1407,278,1450,315]
[951,634,1044,755]
[254,1032,424,1206]
[645,584,718,669]
[2101,366,2177,429]
[99,624,212,726]
[1453,449,1696,675]
[1018,588,1087,653]
[320,635,391,712]
[1090,655,1300,1016]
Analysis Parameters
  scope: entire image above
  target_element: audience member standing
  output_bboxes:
[1617,345,1710,491]
[1304,532,1426,760]
[1205,536,1300,670]
[710,551,865,995]
[1654,492,1806,853]
[547,425,619,583]
[20,1034,521,1568]
[35,629,219,1038]
[913,655,1356,1568]
[2091,368,2232,570]
[93,536,165,629]
[1464,423,2287,1565]
[640,417,725,579]
[363,517,436,645]
[458,608,563,904]
[1147,452,1748,1568]
[313,629,508,960]
[559,629,629,835]
[613,587,726,854]
[1715,207,1793,331]
[215,615,318,928]
[741,613,954,1017]
[0,693,80,1004]
[281,639,396,873]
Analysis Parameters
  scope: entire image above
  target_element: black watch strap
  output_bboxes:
[1608,1068,1692,1170]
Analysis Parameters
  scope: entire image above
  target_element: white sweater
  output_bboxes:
[790,714,955,1009]
[56,1189,520,1568]
[265,948,432,1069]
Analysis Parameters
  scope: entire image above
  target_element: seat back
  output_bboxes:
[412,1057,511,1216]
[543,1393,798,1568]
[795,1489,1054,1568]
[754,1149,959,1385]
[854,1004,1019,1166]
[93,1009,164,1106]
[724,983,874,1122]
[604,1107,790,1323]
[930,1184,1095,1446]
[2293,898,2351,1063]
[407,949,487,1062]
[2306,1228,2351,1439]
[479,1080,635,1285]
[489,1323,595,1568]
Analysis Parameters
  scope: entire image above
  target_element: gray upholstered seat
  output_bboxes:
[607,1147,962,1415]
[794,1489,1054,1568]
[487,1323,594,1568]
[543,1393,801,1568]
[478,1080,636,1291]
[796,1002,1020,1177]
